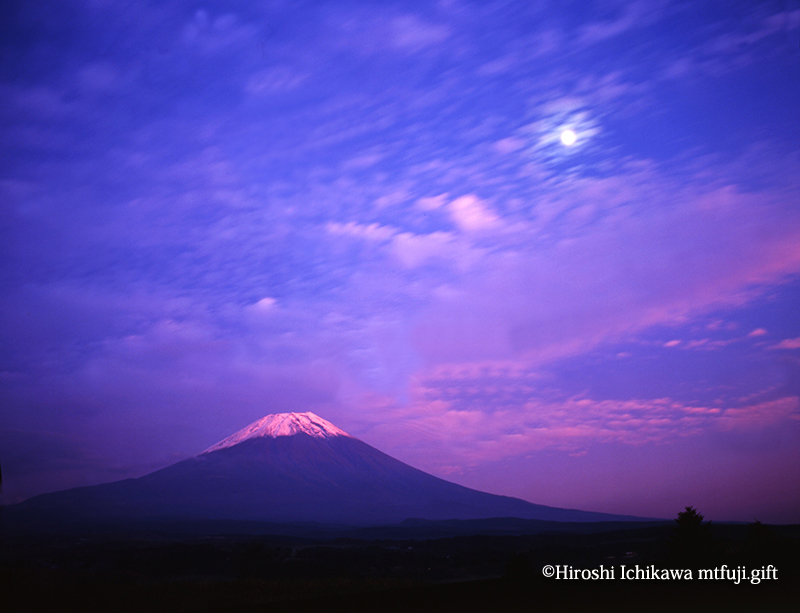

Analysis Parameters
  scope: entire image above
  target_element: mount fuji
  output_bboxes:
[12,412,643,526]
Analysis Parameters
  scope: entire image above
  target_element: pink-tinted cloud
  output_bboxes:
[354,360,800,474]
[447,194,501,232]
[409,174,800,368]
[771,337,800,350]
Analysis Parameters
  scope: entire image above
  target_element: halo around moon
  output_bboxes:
[560,129,577,146]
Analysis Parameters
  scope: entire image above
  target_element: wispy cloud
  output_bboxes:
[771,337,800,350]
[577,0,664,46]
[363,377,800,470]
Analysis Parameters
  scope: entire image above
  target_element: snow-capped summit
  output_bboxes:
[202,412,350,454]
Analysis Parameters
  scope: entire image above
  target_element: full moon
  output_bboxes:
[560,129,577,146]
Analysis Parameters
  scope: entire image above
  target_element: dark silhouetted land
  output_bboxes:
[2,520,797,612]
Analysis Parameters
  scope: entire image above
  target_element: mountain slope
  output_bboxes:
[13,412,646,526]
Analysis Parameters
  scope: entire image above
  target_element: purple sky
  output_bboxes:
[2,1,799,523]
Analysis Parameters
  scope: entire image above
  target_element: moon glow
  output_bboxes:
[560,129,577,146]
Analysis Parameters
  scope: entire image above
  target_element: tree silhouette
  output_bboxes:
[669,506,716,569]
[675,506,707,534]
[743,520,776,565]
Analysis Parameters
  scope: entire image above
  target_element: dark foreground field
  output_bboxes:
[2,521,798,612]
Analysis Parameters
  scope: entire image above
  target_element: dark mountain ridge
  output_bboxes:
[8,412,651,528]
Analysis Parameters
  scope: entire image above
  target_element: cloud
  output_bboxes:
[577,1,662,46]
[387,15,451,52]
[329,11,450,56]
[717,397,800,430]
[181,9,257,55]
[706,8,800,54]
[245,66,307,96]
[493,137,525,154]
[659,6,800,80]
[447,195,500,232]
[416,193,449,211]
[326,221,397,243]
[249,297,278,313]
[771,337,800,350]
[364,368,800,468]
[391,231,460,269]
[410,172,800,368]
[325,218,484,271]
